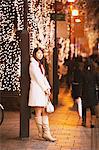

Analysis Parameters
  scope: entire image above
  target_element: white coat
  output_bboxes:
[28,58,51,107]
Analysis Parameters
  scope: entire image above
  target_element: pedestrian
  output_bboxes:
[81,59,99,128]
[71,60,82,120]
[28,47,56,142]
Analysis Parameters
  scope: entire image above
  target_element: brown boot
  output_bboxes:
[42,116,56,142]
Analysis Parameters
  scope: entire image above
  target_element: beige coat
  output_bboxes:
[28,58,51,107]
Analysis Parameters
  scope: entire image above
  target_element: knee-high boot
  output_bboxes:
[35,116,43,138]
[42,116,56,142]
[76,97,82,118]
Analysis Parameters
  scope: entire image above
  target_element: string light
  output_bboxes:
[27,0,55,60]
[0,0,23,91]
[1,0,70,91]
[0,0,56,91]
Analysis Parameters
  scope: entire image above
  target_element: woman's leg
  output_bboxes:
[42,107,56,142]
[42,107,47,116]
[90,106,96,128]
[82,105,86,126]
[76,97,82,118]
[34,107,43,138]
[34,107,42,117]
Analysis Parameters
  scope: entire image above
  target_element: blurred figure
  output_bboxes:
[71,61,82,120]
[81,59,99,128]
[66,59,75,91]
[28,48,56,141]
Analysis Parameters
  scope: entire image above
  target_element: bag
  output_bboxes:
[46,101,54,113]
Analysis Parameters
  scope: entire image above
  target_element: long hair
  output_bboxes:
[32,47,44,74]
[32,47,44,64]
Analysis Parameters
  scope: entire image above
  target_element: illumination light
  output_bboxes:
[0,0,56,91]
[72,9,79,16]
[0,0,23,91]
[67,0,75,2]
[28,0,55,62]
[75,18,81,23]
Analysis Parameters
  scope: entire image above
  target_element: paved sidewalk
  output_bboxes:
[0,88,99,150]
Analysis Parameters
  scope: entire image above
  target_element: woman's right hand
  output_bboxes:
[44,89,50,96]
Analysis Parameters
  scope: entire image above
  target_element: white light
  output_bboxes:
[67,0,75,2]
[72,9,79,16]
[0,0,22,91]
[75,18,81,23]
[1,0,56,90]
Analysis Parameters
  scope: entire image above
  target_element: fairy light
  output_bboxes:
[0,0,56,91]
[27,0,55,62]
[0,0,23,91]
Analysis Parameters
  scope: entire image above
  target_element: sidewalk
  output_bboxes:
[0,88,99,150]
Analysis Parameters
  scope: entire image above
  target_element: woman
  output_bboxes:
[28,48,56,142]
[71,61,82,119]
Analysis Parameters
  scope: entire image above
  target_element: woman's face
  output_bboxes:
[36,49,43,60]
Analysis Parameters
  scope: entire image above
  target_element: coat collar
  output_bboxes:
[31,57,39,66]
[31,57,45,75]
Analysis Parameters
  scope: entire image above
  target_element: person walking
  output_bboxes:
[71,61,82,120]
[28,48,56,142]
[81,59,99,128]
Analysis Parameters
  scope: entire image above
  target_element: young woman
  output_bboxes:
[28,48,56,142]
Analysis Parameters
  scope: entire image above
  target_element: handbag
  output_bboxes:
[46,100,54,113]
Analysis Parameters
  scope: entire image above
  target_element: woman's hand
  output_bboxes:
[44,89,51,96]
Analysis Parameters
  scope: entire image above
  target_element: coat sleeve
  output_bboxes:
[29,62,49,92]
[44,76,51,89]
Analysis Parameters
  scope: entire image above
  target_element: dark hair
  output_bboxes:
[32,47,44,63]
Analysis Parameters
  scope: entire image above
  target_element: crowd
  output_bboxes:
[65,56,99,128]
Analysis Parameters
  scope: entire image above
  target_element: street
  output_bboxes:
[0,88,99,150]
